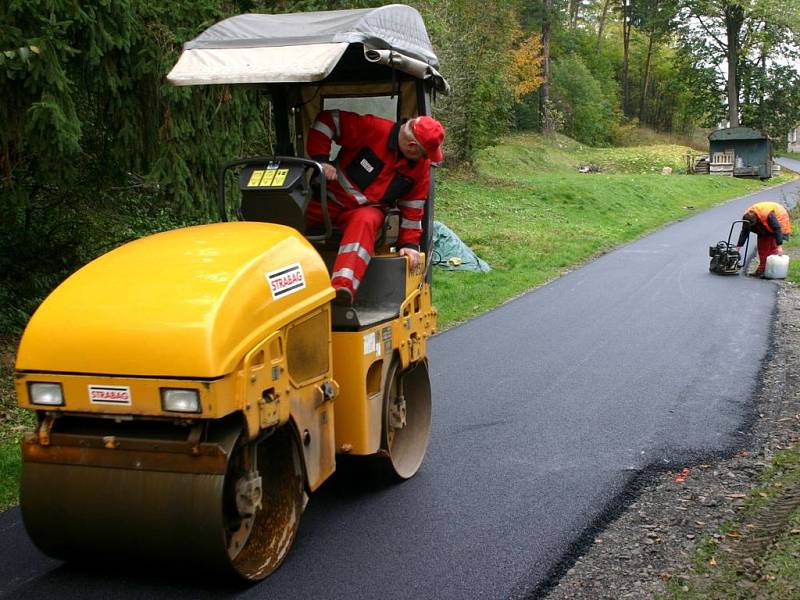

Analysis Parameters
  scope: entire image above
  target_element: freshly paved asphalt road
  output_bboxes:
[2,164,800,599]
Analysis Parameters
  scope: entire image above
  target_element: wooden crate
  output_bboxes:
[710,150,734,176]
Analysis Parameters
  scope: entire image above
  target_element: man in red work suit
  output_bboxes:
[736,201,792,277]
[306,109,445,304]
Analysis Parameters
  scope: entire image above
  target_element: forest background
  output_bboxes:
[3,0,800,332]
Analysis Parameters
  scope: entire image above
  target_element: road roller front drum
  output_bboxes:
[381,360,432,479]
[20,420,306,582]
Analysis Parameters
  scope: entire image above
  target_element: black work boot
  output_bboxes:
[333,287,354,306]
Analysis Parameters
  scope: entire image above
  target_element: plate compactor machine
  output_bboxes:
[14,5,449,581]
[709,220,750,275]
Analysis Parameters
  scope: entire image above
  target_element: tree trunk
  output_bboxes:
[759,50,766,128]
[639,32,655,124]
[540,0,553,134]
[596,0,611,50]
[724,1,744,127]
[622,0,631,116]
[569,0,579,28]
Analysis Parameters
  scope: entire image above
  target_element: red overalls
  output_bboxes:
[306,110,430,298]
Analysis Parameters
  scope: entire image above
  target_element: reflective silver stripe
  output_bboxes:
[331,267,354,280]
[338,242,372,264]
[327,190,344,207]
[401,218,423,230]
[398,200,426,209]
[311,120,335,140]
[331,268,362,289]
[331,109,340,137]
[337,169,370,205]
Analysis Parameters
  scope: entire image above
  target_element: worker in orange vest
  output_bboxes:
[736,201,792,276]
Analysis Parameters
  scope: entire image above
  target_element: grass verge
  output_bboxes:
[0,438,23,512]
[0,334,34,511]
[777,151,800,162]
[786,205,800,284]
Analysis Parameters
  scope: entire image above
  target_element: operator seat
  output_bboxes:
[236,159,410,330]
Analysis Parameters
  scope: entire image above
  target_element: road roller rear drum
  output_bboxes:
[382,360,432,480]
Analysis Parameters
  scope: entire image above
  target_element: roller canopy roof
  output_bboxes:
[184,4,438,66]
[167,4,447,89]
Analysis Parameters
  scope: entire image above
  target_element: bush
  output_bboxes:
[551,54,616,145]
[417,0,521,164]
[0,1,272,334]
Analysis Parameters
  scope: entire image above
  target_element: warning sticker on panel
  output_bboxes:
[272,169,289,186]
[260,168,277,187]
[266,263,306,299]
[363,332,376,355]
[247,170,265,187]
[89,385,132,405]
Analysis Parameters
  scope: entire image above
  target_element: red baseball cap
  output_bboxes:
[412,116,445,163]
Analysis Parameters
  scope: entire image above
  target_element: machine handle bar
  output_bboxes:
[217,156,331,241]
[727,219,750,271]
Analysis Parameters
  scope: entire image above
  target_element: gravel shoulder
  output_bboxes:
[543,275,800,599]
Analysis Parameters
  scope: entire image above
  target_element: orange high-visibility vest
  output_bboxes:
[748,201,792,235]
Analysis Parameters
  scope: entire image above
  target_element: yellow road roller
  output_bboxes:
[14,5,448,581]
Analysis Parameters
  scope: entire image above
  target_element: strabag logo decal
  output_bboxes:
[89,385,132,405]
[266,263,306,299]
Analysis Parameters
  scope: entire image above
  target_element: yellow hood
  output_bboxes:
[16,222,333,378]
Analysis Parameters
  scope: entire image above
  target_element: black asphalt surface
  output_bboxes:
[2,164,800,599]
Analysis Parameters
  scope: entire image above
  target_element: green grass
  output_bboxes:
[476,132,693,178]
[777,151,800,162]
[785,206,800,283]
[0,334,33,511]
[0,438,23,511]
[433,133,793,327]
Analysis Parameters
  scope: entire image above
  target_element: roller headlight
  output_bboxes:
[29,382,64,406]
[161,388,201,413]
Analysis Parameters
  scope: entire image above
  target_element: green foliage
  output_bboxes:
[414,0,521,164]
[558,20,622,93]
[0,0,273,333]
[551,53,616,145]
[680,0,800,130]
[652,46,724,132]
[610,122,710,151]
[741,63,800,142]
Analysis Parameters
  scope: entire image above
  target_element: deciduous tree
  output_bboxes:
[681,0,800,128]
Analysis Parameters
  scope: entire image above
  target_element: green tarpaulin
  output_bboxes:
[431,221,490,272]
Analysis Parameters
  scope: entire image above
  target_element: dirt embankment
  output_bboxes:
[544,279,800,599]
